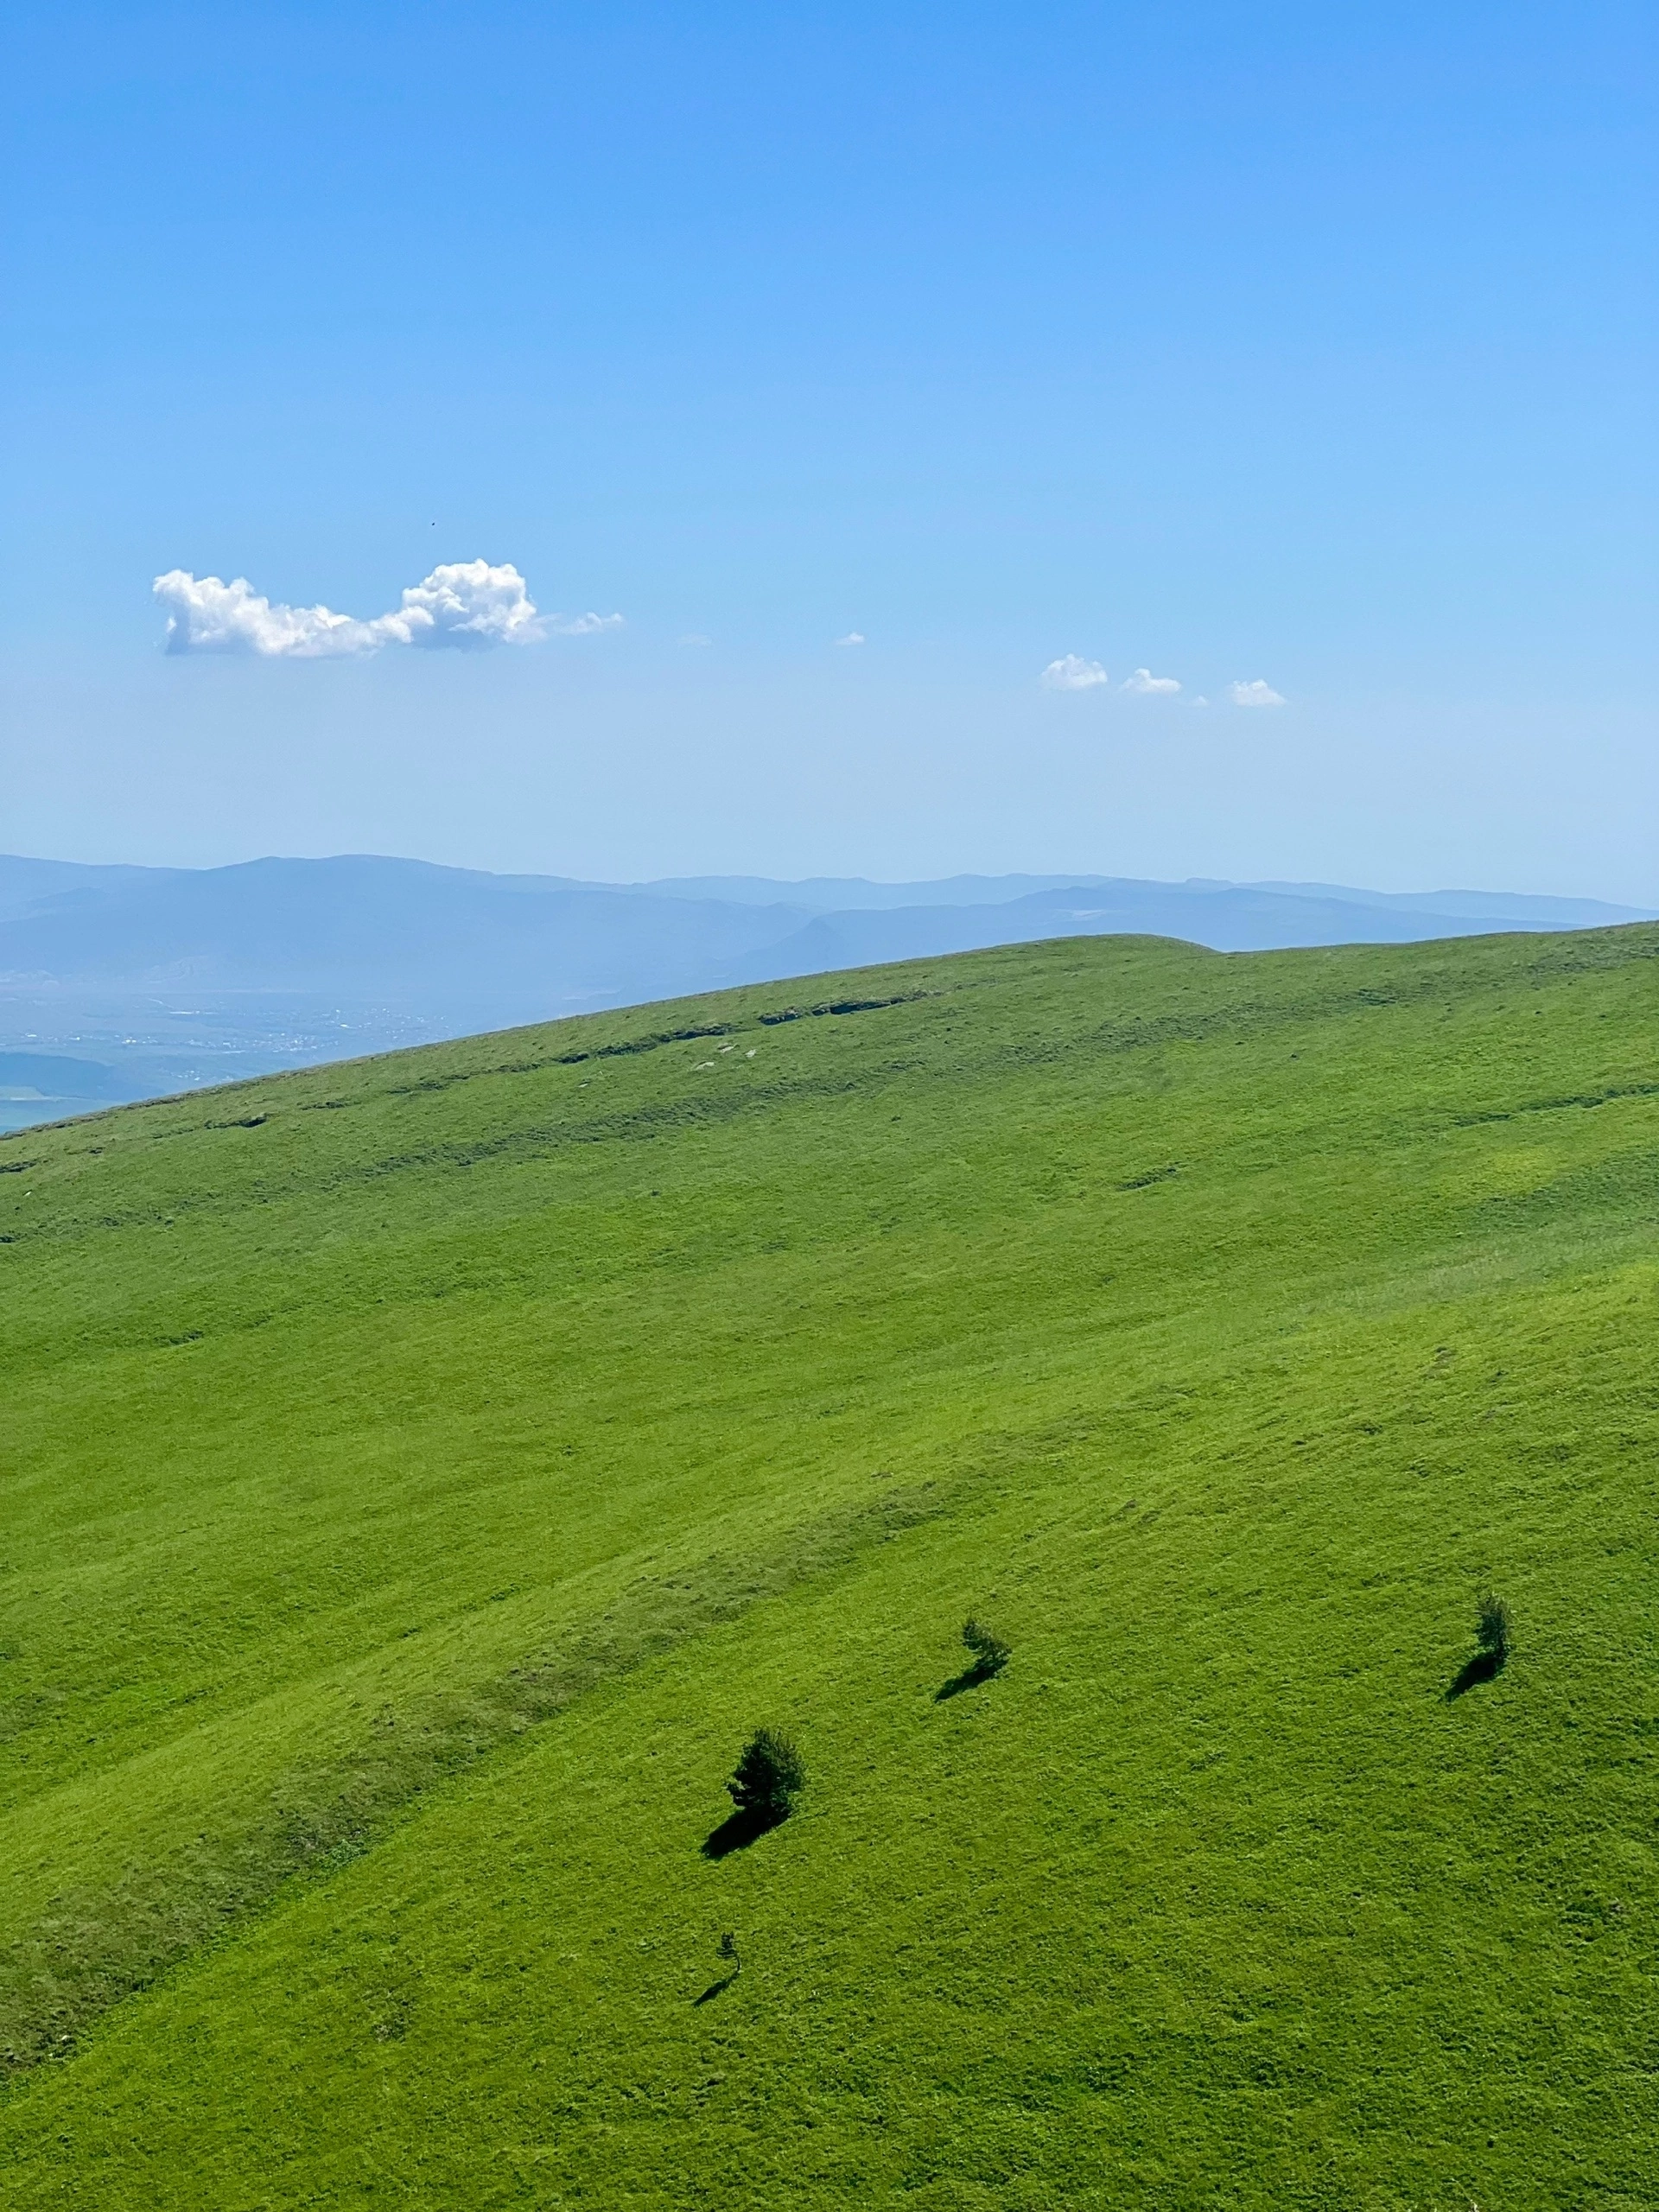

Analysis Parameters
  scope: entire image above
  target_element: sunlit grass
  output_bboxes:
[0,925,1656,2205]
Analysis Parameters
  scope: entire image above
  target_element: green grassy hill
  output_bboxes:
[1,926,1656,2208]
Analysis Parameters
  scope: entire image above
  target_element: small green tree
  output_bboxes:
[1476,1594,1511,1663]
[727,1727,806,1822]
[962,1618,1010,1677]
[717,1931,741,1974]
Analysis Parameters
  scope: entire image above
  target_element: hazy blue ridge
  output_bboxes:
[714,880,1655,982]
[0,853,1649,1128]
[640,872,1651,927]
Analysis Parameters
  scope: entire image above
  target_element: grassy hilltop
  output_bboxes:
[0,925,1656,2208]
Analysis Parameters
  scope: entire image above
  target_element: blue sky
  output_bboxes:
[3,2,1654,894]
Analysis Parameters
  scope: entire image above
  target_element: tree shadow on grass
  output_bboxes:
[693,1971,740,2005]
[1446,1649,1504,1700]
[701,1807,786,1859]
[934,1662,997,1703]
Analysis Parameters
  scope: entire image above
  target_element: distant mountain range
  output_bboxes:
[0,852,1649,1129]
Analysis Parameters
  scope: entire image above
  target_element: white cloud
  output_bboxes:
[1227,677,1287,708]
[151,559,607,658]
[548,610,625,636]
[678,632,713,647]
[154,571,377,658]
[1122,667,1181,696]
[1039,654,1109,691]
[392,561,548,648]
[1191,695,1210,708]
[836,631,866,647]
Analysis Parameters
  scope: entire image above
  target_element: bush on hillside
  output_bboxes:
[962,1618,1010,1678]
[727,1728,806,1823]
[1476,1594,1512,1663]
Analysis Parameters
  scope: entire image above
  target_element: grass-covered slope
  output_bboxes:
[1,927,1656,2208]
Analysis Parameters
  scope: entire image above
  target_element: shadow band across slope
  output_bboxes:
[0,1481,954,2071]
[3,922,1658,2208]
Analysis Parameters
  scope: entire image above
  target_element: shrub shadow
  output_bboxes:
[1446,1649,1503,1700]
[693,1971,739,2005]
[934,1662,996,1703]
[701,1807,786,1859]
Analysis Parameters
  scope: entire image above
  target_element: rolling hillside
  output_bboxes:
[1,924,1656,2207]
[3,853,1649,1130]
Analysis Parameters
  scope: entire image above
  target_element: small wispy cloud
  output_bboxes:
[548,610,626,636]
[836,631,866,647]
[153,560,615,658]
[1228,678,1287,708]
[678,632,713,648]
[1039,654,1109,691]
[1122,667,1181,696]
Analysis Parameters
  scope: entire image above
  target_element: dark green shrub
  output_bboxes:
[962,1618,1010,1677]
[1476,1594,1511,1662]
[727,1727,806,1821]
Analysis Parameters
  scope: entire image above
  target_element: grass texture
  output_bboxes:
[0,925,1656,2207]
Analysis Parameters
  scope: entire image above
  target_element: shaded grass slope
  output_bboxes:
[0,926,1656,2206]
